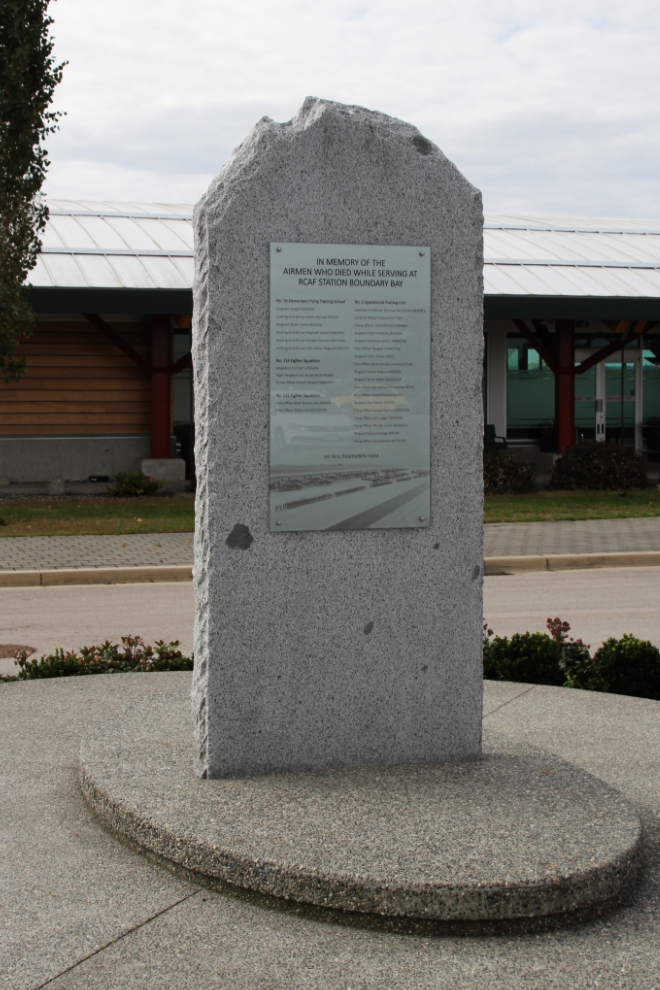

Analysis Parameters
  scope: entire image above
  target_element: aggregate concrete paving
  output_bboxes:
[81,686,642,924]
[2,674,660,989]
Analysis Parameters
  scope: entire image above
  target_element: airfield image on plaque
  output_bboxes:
[270,243,431,531]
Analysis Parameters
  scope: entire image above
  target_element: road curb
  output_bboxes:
[0,552,658,587]
[484,551,660,574]
[0,565,193,587]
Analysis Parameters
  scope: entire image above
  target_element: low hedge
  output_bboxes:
[549,442,648,491]
[484,618,660,701]
[108,472,163,497]
[0,636,193,681]
[484,452,536,495]
[482,629,564,685]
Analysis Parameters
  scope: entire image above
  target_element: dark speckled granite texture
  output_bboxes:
[191,96,485,778]
[80,686,642,924]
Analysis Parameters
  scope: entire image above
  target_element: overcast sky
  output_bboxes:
[44,0,660,218]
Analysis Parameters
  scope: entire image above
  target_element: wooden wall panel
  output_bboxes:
[0,320,151,435]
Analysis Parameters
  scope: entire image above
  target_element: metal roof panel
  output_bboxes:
[102,216,163,250]
[73,215,132,250]
[47,215,98,250]
[75,254,124,288]
[160,218,194,249]
[102,254,157,289]
[482,264,539,295]
[39,252,89,287]
[139,255,190,289]
[131,217,192,251]
[33,203,660,297]
[28,256,54,286]
[169,255,194,283]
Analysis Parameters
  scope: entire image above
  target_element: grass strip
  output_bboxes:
[1,489,659,536]
[0,495,195,537]
[485,488,660,523]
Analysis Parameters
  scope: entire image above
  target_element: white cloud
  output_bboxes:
[44,0,660,217]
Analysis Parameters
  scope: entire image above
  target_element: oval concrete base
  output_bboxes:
[80,691,642,926]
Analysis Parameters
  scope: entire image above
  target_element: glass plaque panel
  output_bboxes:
[270,243,430,530]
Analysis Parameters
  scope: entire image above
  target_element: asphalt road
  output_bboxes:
[1,564,658,673]
[483,564,660,649]
[0,583,195,673]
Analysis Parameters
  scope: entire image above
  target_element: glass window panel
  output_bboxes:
[575,366,596,430]
[605,361,636,429]
[643,348,660,424]
[506,337,555,438]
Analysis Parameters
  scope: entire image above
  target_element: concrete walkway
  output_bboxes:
[0,517,659,572]
[0,532,194,571]
[2,673,659,989]
[484,515,660,556]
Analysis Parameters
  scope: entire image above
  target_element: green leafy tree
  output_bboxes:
[0,0,65,381]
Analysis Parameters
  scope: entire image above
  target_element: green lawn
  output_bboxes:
[0,489,658,536]
[0,495,195,537]
[485,489,660,523]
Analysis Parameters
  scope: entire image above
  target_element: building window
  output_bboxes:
[506,335,554,441]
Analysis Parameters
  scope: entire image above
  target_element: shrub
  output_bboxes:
[484,616,589,688]
[557,637,594,689]
[0,636,193,681]
[483,621,564,685]
[590,634,660,700]
[483,452,536,495]
[107,472,163,497]
[549,442,648,491]
[485,616,660,701]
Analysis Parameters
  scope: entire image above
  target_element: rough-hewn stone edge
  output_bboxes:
[191,182,212,778]
[79,749,643,925]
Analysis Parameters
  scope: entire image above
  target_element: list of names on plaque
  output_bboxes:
[269,243,430,531]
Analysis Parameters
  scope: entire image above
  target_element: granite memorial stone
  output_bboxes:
[192,97,484,778]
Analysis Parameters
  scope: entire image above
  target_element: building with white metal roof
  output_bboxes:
[1,202,659,485]
[484,215,660,321]
[30,200,195,314]
[30,203,660,320]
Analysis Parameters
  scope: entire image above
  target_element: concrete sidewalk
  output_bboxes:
[0,532,194,571]
[484,515,660,556]
[0,517,659,583]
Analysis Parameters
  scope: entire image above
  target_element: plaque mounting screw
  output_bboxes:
[276,520,282,526]
[419,516,425,521]
[276,247,282,252]
[419,251,425,256]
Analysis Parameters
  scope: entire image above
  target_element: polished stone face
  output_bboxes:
[192,96,484,778]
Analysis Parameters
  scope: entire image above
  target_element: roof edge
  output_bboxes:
[29,287,660,321]
[484,295,660,321]
[29,286,193,315]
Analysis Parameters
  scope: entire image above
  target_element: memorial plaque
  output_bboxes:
[270,243,431,531]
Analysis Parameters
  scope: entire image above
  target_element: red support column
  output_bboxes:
[150,315,172,459]
[555,320,575,454]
